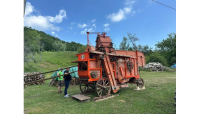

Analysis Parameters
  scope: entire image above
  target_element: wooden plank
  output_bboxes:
[93,94,114,102]
[72,94,91,101]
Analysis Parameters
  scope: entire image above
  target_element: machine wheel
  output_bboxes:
[137,78,144,88]
[80,81,95,93]
[96,77,111,97]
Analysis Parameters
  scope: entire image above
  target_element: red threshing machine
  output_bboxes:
[71,32,146,97]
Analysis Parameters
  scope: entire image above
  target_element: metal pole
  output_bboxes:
[24,65,77,77]
[87,32,89,46]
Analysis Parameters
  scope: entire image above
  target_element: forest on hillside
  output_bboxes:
[24,27,85,63]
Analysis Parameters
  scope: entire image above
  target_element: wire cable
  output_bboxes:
[152,0,176,10]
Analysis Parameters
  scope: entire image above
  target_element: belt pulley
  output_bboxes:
[127,61,134,71]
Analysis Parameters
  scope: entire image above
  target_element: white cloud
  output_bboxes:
[103,23,109,27]
[103,23,110,32]
[47,9,66,23]
[69,27,73,30]
[24,15,60,31]
[107,9,125,22]
[91,19,96,22]
[104,28,110,32]
[81,28,95,35]
[107,0,135,22]
[78,23,87,28]
[51,31,58,37]
[25,2,34,16]
[70,22,76,25]
[92,24,96,28]
[124,7,132,14]
[81,29,88,34]
[125,0,135,6]
[24,2,66,31]
[88,28,95,32]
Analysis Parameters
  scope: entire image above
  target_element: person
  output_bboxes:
[57,68,64,94]
[64,68,71,97]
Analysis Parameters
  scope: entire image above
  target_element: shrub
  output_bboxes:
[146,52,168,66]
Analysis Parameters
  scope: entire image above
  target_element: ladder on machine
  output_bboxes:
[102,54,120,93]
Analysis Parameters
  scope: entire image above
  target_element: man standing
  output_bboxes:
[57,68,63,94]
[64,68,71,97]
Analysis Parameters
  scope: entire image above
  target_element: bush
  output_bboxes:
[77,45,87,54]
[146,52,168,66]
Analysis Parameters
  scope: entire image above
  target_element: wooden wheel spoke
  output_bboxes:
[103,80,106,85]
[105,81,109,86]
[98,89,103,95]
[104,90,109,95]
[97,84,104,88]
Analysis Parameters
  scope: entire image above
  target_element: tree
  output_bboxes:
[77,45,87,53]
[137,44,153,56]
[119,37,129,50]
[128,33,139,50]
[146,52,168,66]
[155,33,176,66]
[52,41,66,51]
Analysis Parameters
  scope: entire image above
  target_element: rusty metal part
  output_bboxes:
[127,61,134,71]
[100,54,104,59]
[96,77,111,97]
[90,51,133,58]
[24,65,77,77]
[90,71,98,78]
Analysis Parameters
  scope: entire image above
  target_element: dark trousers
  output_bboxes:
[64,80,70,95]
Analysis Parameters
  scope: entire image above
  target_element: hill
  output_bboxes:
[24,51,77,74]
[24,27,84,52]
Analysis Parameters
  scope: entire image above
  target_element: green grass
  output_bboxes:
[24,51,77,76]
[24,71,176,114]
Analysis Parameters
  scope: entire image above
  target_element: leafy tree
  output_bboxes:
[52,41,66,51]
[119,37,129,50]
[77,45,87,53]
[155,33,176,66]
[128,33,139,50]
[128,47,133,50]
[137,44,153,56]
[146,52,168,66]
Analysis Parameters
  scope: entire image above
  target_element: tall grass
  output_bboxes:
[24,51,77,76]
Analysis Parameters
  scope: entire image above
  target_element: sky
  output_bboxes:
[24,0,176,49]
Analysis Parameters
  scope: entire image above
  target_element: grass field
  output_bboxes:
[24,71,176,114]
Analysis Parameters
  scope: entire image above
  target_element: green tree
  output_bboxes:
[128,33,139,50]
[77,45,87,53]
[155,33,176,66]
[137,44,153,56]
[119,37,129,50]
[146,52,168,66]
[52,41,66,51]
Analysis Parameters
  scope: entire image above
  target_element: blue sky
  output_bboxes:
[24,0,176,49]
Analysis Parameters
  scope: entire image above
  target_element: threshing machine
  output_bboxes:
[71,32,146,97]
